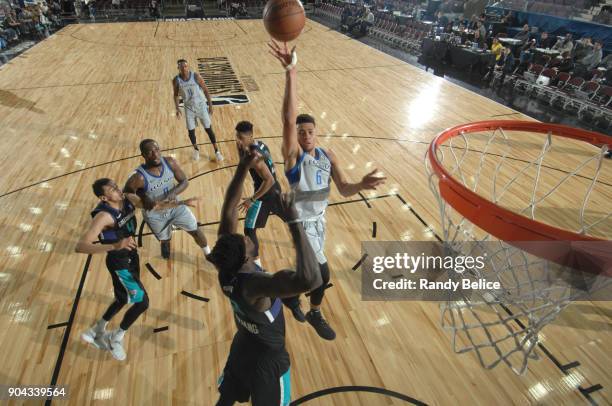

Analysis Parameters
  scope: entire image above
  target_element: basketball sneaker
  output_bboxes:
[215,151,224,162]
[81,327,108,350]
[289,304,306,323]
[192,149,200,161]
[104,330,126,361]
[305,309,336,340]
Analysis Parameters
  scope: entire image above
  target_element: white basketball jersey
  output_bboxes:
[286,148,331,221]
[175,72,206,108]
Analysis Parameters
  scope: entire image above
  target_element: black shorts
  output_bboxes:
[106,250,146,304]
[244,195,284,229]
[218,333,291,406]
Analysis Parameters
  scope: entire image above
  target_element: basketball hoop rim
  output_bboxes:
[427,120,611,244]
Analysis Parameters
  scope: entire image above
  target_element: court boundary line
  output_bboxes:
[2,133,609,200]
[290,385,427,405]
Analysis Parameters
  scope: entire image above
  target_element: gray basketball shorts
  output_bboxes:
[143,205,198,241]
[303,217,327,264]
[184,102,211,130]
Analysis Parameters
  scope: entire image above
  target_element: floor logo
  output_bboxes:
[196,57,249,106]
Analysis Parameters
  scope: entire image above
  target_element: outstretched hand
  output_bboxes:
[267,40,296,70]
[360,169,387,190]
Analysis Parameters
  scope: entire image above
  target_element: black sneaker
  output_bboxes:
[289,305,306,323]
[605,151,612,159]
[305,310,336,340]
[161,241,171,259]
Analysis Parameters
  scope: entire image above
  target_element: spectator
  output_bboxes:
[557,51,574,73]
[553,33,574,55]
[476,20,486,43]
[514,40,536,75]
[112,0,120,9]
[2,11,20,41]
[468,14,478,30]
[361,7,375,37]
[491,37,503,61]
[538,32,554,49]
[501,10,515,28]
[473,26,485,49]
[514,24,530,43]
[578,41,603,71]
[599,53,612,70]
[347,6,373,38]
[150,0,160,17]
[573,36,593,60]
[341,5,352,27]
[434,10,448,27]
[499,46,516,85]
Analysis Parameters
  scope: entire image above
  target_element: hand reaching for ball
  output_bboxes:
[268,40,296,70]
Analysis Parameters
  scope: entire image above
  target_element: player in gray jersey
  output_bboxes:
[270,40,386,340]
[173,59,224,162]
[124,139,212,260]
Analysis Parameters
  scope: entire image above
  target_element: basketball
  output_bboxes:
[263,0,305,42]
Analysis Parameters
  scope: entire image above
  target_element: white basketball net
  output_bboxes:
[426,125,611,374]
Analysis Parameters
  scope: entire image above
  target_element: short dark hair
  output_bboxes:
[177,59,187,65]
[296,114,315,126]
[140,139,156,154]
[206,234,246,276]
[235,121,253,134]
[92,178,112,197]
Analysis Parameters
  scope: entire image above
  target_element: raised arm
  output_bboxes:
[327,149,386,197]
[268,41,301,168]
[218,148,261,236]
[242,194,322,300]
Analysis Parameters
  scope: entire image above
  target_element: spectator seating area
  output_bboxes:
[491,57,612,128]
[314,2,431,55]
[490,0,609,21]
[1,1,64,63]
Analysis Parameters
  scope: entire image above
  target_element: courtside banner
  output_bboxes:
[360,241,612,301]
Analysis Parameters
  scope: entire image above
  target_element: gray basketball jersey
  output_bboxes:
[135,157,176,205]
[175,71,206,108]
[285,148,331,221]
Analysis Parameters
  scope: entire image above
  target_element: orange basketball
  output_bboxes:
[263,0,305,42]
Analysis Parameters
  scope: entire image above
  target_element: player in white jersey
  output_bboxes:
[269,41,386,340]
[173,59,224,162]
[124,139,212,260]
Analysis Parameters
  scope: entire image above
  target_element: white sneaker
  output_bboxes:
[81,327,107,350]
[104,331,127,361]
[192,149,200,161]
[215,151,224,162]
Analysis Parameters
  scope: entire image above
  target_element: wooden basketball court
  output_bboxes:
[0,19,610,405]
